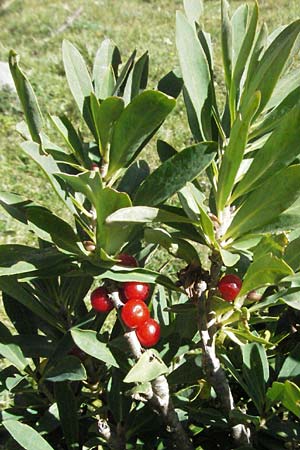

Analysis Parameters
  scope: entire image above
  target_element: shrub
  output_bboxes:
[0,1,300,449]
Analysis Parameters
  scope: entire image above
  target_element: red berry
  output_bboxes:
[123,281,150,302]
[117,253,138,268]
[121,299,150,329]
[91,287,113,313]
[218,274,242,302]
[136,319,161,347]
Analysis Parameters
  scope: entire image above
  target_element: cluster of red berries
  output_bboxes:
[217,274,242,302]
[90,254,160,348]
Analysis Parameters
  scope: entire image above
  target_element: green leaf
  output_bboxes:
[230,2,258,119]
[123,51,149,104]
[134,142,216,206]
[0,327,27,371]
[250,86,300,140]
[176,11,211,139]
[62,40,93,114]
[282,380,300,418]
[8,50,44,146]
[241,343,269,414]
[265,382,285,411]
[93,38,120,99]
[252,234,287,260]
[220,249,240,267]
[44,356,87,382]
[106,206,195,225]
[278,344,300,381]
[55,382,79,450]
[144,228,200,265]
[231,4,248,69]
[94,267,177,291]
[50,115,85,164]
[241,20,300,116]
[71,328,118,367]
[225,165,300,240]
[57,170,103,206]
[95,187,132,254]
[238,254,293,297]
[25,206,82,255]
[281,288,300,310]
[157,69,183,100]
[123,349,168,383]
[245,23,268,93]
[216,91,261,212]
[107,90,175,176]
[157,139,177,163]
[0,244,72,277]
[0,278,61,330]
[20,141,75,213]
[221,0,232,89]
[90,95,124,157]
[118,160,150,196]
[183,0,203,25]
[113,49,136,96]
[284,235,300,271]
[264,67,300,112]
[3,420,54,450]
[224,327,272,347]
[232,104,300,201]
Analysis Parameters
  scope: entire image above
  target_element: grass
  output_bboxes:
[1,0,299,245]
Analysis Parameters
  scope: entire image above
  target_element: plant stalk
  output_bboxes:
[195,253,251,447]
[98,419,125,450]
[109,290,194,450]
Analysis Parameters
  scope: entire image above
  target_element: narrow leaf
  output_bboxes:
[44,356,86,382]
[55,382,79,449]
[225,165,300,240]
[216,91,261,211]
[62,40,93,113]
[232,104,300,201]
[134,142,216,206]
[20,141,75,213]
[106,206,195,225]
[107,91,175,176]
[123,349,168,383]
[9,50,43,146]
[221,0,232,89]
[176,11,211,139]
[239,254,293,297]
[241,20,300,116]
[93,38,120,98]
[71,328,118,367]
[90,95,124,157]
[3,420,54,450]
[183,0,203,25]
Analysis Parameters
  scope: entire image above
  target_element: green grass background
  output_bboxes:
[0,0,299,245]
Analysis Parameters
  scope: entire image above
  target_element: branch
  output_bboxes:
[196,259,251,447]
[109,289,193,450]
[98,419,125,450]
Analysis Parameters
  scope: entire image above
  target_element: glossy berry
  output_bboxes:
[117,253,138,268]
[136,319,161,347]
[218,274,242,302]
[91,287,113,313]
[123,281,150,302]
[121,299,150,329]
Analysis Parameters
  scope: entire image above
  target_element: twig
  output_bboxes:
[98,419,125,450]
[51,7,83,37]
[195,257,251,447]
[109,289,193,450]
